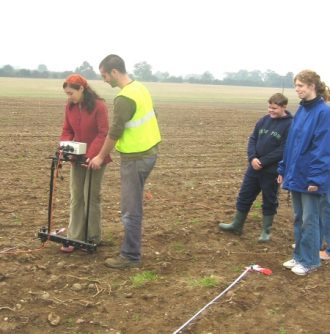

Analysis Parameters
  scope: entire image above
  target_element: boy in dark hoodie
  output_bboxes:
[219,93,292,242]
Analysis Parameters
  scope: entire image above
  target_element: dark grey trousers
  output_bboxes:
[120,155,157,261]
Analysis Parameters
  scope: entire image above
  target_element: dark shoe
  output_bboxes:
[104,255,140,269]
[258,215,274,242]
[218,211,248,235]
[60,245,75,253]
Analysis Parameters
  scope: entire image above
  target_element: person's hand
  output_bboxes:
[307,185,318,192]
[277,175,283,184]
[251,158,263,170]
[87,155,104,170]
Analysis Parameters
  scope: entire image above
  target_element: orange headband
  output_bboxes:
[65,74,88,88]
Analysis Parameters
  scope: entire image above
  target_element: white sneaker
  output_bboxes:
[291,243,296,249]
[291,264,315,276]
[283,259,298,269]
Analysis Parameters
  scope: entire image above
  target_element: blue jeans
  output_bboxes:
[120,155,157,261]
[320,189,330,255]
[291,191,321,268]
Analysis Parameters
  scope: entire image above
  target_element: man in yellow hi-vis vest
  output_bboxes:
[88,54,161,268]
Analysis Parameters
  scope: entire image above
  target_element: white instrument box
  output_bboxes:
[59,141,87,155]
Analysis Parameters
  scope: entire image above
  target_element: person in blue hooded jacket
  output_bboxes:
[279,70,330,276]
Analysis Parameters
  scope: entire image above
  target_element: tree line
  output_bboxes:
[0,61,294,88]
[0,61,98,80]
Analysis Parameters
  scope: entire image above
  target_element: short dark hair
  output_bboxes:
[268,93,288,106]
[99,54,126,74]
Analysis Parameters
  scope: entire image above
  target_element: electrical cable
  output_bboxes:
[172,265,272,334]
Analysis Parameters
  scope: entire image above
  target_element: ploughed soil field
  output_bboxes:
[0,93,329,334]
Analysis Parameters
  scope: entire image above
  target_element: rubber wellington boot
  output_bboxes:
[258,215,274,242]
[218,211,248,235]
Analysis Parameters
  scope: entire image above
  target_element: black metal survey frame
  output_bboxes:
[37,152,97,253]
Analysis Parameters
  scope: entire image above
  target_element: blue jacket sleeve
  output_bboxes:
[307,109,330,186]
[277,159,285,176]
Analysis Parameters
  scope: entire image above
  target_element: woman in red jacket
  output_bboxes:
[60,74,111,252]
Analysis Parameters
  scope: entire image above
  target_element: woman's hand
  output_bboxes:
[307,185,318,192]
[87,155,104,170]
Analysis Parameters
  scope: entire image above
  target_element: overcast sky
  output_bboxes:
[2,0,330,83]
